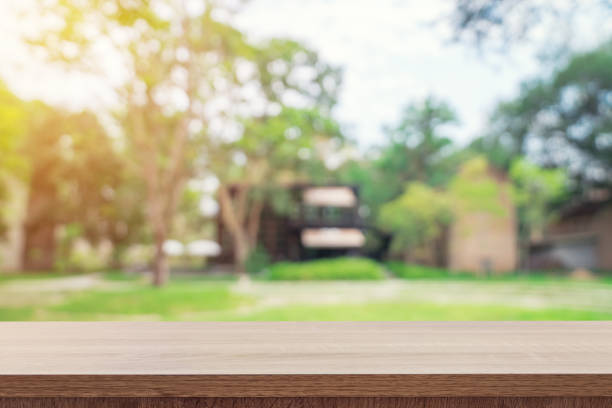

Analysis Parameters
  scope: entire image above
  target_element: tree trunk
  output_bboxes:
[131,83,189,286]
[233,233,250,275]
[519,225,531,271]
[152,232,169,287]
[22,222,56,271]
[218,185,251,275]
[247,200,264,249]
[22,189,57,271]
[110,243,126,270]
[147,189,170,287]
[218,186,265,275]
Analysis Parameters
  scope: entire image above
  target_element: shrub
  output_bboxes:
[245,246,271,275]
[386,262,467,279]
[266,257,385,281]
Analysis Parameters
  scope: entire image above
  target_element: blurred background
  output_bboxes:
[0,0,611,321]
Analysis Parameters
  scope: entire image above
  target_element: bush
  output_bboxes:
[266,257,385,281]
[386,262,466,279]
[245,246,271,275]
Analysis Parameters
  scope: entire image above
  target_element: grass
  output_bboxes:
[265,257,385,281]
[0,306,36,320]
[49,282,251,320]
[385,262,599,283]
[2,264,612,321]
[386,262,467,279]
[218,302,612,321]
[0,271,80,282]
[102,271,144,281]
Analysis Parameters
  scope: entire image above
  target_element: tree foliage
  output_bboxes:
[28,0,343,282]
[447,156,506,217]
[0,83,28,237]
[5,1,606,276]
[0,83,26,175]
[381,96,457,185]
[20,104,130,270]
[510,159,568,229]
[378,183,453,257]
[194,34,345,272]
[343,96,458,217]
[449,0,611,51]
[339,96,460,257]
[475,42,612,192]
[509,158,568,266]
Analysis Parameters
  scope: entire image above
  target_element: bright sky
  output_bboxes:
[0,0,609,147]
[234,0,540,146]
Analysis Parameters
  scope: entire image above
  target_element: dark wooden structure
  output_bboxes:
[215,184,366,263]
[530,196,612,270]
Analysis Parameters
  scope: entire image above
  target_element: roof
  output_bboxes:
[559,195,612,219]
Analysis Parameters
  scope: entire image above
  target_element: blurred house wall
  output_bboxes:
[0,175,27,271]
[598,206,612,269]
[447,175,517,274]
[537,200,612,270]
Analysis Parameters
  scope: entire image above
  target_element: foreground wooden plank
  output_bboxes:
[1,374,612,397]
[0,322,611,398]
[1,398,612,408]
[2,322,611,374]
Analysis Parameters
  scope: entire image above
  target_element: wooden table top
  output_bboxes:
[1,321,611,397]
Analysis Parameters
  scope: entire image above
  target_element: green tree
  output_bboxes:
[207,38,342,273]
[377,182,453,261]
[31,0,263,284]
[344,96,458,217]
[0,83,26,173]
[510,159,568,268]
[0,82,27,237]
[31,2,344,283]
[381,96,457,185]
[214,107,342,273]
[99,165,148,270]
[340,96,460,257]
[449,0,611,51]
[20,105,127,271]
[476,42,612,192]
[447,156,507,217]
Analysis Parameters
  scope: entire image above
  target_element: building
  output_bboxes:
[215,175,520,275]
[406,167,518,274]
[530,196,612,270]
[215,185,366,263]
[446,169,517,274]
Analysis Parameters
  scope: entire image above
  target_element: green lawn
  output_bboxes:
[1,270,612,321]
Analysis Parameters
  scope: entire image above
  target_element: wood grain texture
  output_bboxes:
[1,322,611,397]
[2,375,612,397]
[1,398,612,408]
[2,322,611,374]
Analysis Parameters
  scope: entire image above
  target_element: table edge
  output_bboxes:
[1,374,612,397]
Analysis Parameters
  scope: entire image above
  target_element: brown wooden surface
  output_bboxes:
[1,322,611,397]
[2,374,612,397]
[1,398,612,408]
